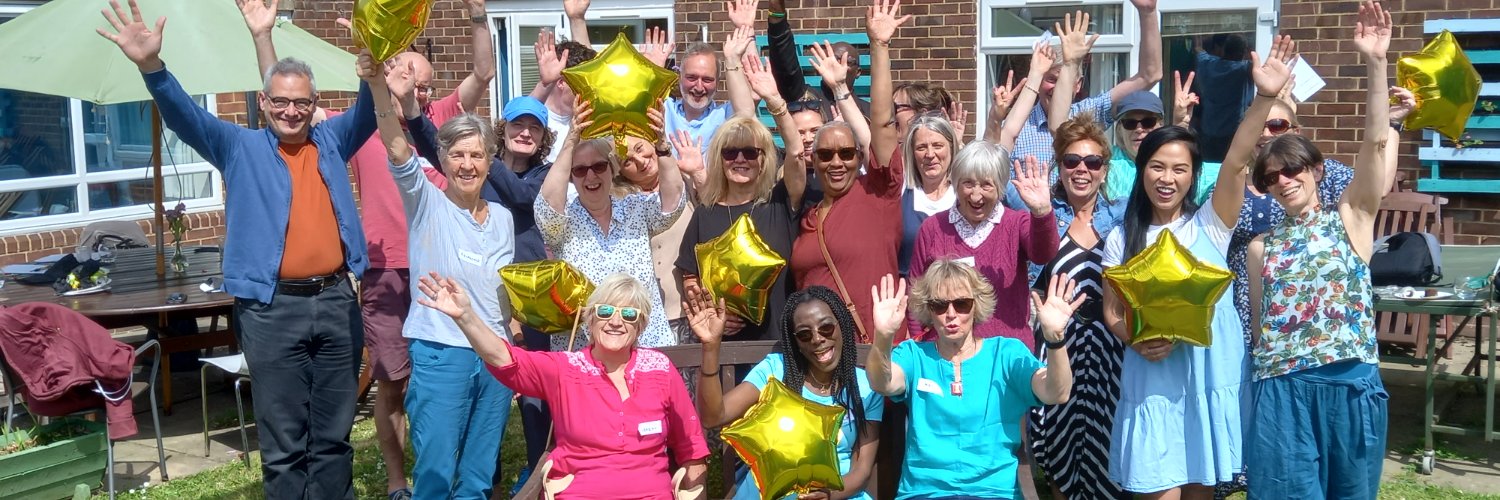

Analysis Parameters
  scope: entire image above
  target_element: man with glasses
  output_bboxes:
[100,0,376,497]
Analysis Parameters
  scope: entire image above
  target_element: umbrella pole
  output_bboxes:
[153,103,165,278]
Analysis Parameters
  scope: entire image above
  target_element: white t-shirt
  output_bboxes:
[909,184,956,216]
[545,109,572,163]
[1101,198,1233,267]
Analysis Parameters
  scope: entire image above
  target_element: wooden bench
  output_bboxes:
[511,341,893,500]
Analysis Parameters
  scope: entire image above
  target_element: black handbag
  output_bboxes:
[1370,232,1443,286]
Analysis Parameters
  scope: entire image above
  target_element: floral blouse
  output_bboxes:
[1255,207,1378,380]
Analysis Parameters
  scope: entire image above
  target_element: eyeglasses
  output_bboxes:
[814,147,859,162]
[414,85,433,95]
[720,147,764,162]
[1120,117,1159,131]
[794,323,837,343]
[594,304,642,323]
[788,100,824,114]
[925,297,975,315]
[1265,118,1297,135]
[1254,162,1312,192]
[266,97,315,112]
[1061,154,1104,171]
[570,161,611,177]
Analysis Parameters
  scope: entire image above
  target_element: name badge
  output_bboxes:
[916,378,943,396]
[954,256,976,268]
[638,420,663,436]
[457,249,484,267]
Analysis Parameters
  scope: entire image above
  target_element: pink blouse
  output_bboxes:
[489,345,709,499]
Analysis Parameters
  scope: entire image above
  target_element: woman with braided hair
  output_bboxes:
[688,286,884,500]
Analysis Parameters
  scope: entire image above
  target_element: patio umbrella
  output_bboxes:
[0,0,359,275]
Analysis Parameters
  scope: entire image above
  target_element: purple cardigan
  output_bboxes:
[907,208,1059,350]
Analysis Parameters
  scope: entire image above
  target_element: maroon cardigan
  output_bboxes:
[0,303,137,439]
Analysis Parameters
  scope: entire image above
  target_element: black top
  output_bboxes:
[676,182,800,341]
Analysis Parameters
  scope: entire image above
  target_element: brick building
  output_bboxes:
[1,0,1496,266]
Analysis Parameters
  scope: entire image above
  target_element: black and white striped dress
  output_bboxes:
[1027,233,1129,499]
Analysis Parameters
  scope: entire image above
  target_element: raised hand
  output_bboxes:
[1028,40,1056,80]
[1030,274,1086,344]
[869,274,908,343]
[97,0,166,72]
[357,49,382,83]
[684,287,728,345]
[536,29,570,85]
[238,0,278,37]
[947,100,968,144]
[1250,35,1297,98]
[567,97,595,142]
[743,54,780,102]
[647,106,666,140]
[670,131,705,178]
[1389,85,1416,124]
[1352,1,1392,61]
[463,0,486,16]
[1011,155,1052,216]
[1130,0,1158,13]
[726,0,758,30]
[564,0,590,20]
[416,273,472,319]
[990,70,1027,119]
[866,0,911,45]
[808,41,851,89]
[724,25,755,63]
[640,26,675,69]
[1172,71,1199,126]
[386,58,417,104]
[1055,10,1100,65]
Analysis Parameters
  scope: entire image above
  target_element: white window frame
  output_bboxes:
[487,0,676,123]
[0,4,224,237]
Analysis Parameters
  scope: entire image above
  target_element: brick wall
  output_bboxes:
[1282,0,1500,244]
[673,0,980,133]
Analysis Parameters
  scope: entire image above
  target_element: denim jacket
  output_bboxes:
[144,67,375,304]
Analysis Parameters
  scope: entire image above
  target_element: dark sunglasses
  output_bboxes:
[594,304,642,323]
[720,147,764,162]
[794,323,837,343]
[925,297,975,315]
[1265,118,1297,135]
[1061,154,1105,171]
[1120,116,1159,131]
[1254,162,1312,192]
[815,147,859,162]
[570,161,610,177]
[788,100,824,113]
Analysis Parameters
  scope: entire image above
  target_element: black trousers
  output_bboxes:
[234,279,363,500]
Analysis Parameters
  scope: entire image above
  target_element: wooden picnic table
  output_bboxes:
[0,246,236,415]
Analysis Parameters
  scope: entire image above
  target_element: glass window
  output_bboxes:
[82,100,206,173]
[987,52,1127,100]
[991,4,1123,38]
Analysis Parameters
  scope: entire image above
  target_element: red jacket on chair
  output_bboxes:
[0,302,137,439]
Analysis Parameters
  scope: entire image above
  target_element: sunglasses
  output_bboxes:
[1265,118,1297,135]
[594,304,642,323]
[1061,154,1104,171]
[1254,162,1312,192]
[788,100,824,114]
[794,323,837,343]
[720,147,764,162]
[814,147,859,162]
[1120,117,1159,131]
[570,161,610,177]
[925,297,975,315]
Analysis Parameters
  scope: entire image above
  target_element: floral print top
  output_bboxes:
[1255,207,1377,380]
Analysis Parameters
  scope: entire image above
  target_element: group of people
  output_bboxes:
[95,0,1410,497]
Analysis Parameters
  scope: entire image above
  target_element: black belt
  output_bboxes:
[276,268,348,297]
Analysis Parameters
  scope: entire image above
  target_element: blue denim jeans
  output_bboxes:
[406,339,514,499]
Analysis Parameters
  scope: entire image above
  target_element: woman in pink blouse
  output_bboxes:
[413,272,709,499]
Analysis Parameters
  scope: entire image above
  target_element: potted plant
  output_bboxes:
[0,418,109,499]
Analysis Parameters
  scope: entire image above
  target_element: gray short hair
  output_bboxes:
[948,140,1011,188]
[262,57,317,94]
[437,113,497,157]
[903,113,959,189]
[680,42,719,71]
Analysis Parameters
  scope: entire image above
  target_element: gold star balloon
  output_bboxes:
[721,378,844,500]
[694,214,787,325]
[1102,230,1232,347]
[562,33,678,157]
[1398,30,1482,142]
[351,0,433,63]
[499,260,595,334]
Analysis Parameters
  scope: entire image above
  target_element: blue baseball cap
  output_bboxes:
[1114,91,1163,119]
[502,96,549,124]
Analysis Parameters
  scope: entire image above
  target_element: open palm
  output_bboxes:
[238,0,278,37]
[869,274,908,342]
[1030,274,1085,340]
[866,0,912,44]
[744,55,779,101]
[1011,155,1052,215]
[809,41,850,89]
[416,274,471,320]
[1250,35,1296,98]
[535,30,569,85]
[1352,1,1392,59]
[1056,11,1100,65]
[97,0,166,69]
[684,289,727,344]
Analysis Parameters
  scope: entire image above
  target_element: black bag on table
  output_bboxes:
[1370,231,1443,286]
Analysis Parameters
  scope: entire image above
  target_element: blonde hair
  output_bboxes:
[585,273,654,326]
[909,260,998,328]
[701,116,779,206]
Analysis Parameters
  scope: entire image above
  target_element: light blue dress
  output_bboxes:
[1101,204,1250,493]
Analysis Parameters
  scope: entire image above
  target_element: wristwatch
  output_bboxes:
[656,142,673,157]
[469,14,487,24]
